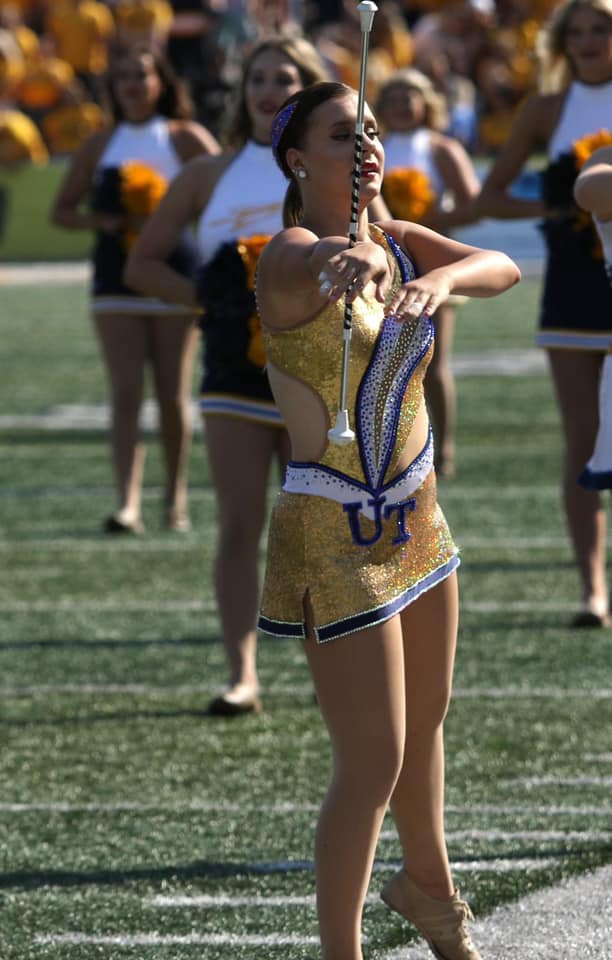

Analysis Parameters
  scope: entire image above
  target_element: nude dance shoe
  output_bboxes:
[380,869,482,960]
[207,683,262,717]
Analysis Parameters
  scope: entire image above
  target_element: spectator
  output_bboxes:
[113,0,174,50]
[45,0,115,99]
[41,78,106,155]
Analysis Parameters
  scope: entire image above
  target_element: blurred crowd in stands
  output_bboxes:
[0,0,562,168]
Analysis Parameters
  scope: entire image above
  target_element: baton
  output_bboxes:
[328,0,378,445]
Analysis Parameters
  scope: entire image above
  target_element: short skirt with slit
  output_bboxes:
[259,467,459,644]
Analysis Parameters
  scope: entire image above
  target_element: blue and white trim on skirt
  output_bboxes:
[259,553,460,643]
[199,393,284,426]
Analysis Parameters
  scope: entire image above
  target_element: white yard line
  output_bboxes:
[0,478,561,501]
[1,682,611,699]
[35,932,320,946]
[2,800,608,817]
[383,863,612,960]
[379,829,612,843]
[508,776,612,787]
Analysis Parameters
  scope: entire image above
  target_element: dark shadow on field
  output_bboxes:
[1,695,315,726]
[1,431,109,445]
[0,635,219,651]
[2,849,607,892]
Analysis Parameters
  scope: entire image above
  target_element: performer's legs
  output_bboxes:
[425,303,456,479]
[149,315,199,529]
[94,312,147,528]
[548,349,608,620]
[204,416,290,707]
[303,616,407,960]
[389,573,459,899]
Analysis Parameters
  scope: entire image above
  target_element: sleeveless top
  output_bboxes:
[196,140,287,264]
[383,129,445,202]
[97,115,181,178]
[91,115,196,312]
[548,80,612,159]
[263,225,430,487]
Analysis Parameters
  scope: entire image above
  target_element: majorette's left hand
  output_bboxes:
[384,273,451,322]
[317,241,391,305]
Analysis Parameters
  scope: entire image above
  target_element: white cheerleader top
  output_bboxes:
[548,80,612,159]
[196,140,287,264]
[97,115,181,179]
[382,128,445,200]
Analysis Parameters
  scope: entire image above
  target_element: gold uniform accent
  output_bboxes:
[259,226,458,642]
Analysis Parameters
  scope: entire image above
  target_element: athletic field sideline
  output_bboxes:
[1,270,610,959]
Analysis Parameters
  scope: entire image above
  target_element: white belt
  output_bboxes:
[283,431,433,523]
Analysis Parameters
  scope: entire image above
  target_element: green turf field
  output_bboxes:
[0,162,90,261]
[1,275,611,959]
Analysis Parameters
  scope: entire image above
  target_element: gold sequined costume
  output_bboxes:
[258,226,459,643]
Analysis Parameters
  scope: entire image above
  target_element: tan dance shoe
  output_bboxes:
[380,869,482,960]
[207,683,262,717]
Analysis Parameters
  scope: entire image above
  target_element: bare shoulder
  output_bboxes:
[258,226,321,330]
[259,226,317,286]
[168,118,221,160]
[173,150,236,210]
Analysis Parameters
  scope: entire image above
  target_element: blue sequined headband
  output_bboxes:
[271,101,298,163]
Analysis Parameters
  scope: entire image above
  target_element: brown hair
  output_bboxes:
[222,34,329,150]
[376,68,448,133]
[272,81,353,227]
[537,0,612,91]
[105,45,194,123]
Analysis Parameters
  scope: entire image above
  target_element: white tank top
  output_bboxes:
[382,129,445,200]
[196,141,287,263]
[548,80,612,159]
[97,116,181,179]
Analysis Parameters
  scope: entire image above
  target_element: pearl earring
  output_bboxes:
[296,168,307,180]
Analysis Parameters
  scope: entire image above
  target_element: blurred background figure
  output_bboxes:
[124,35,328,716]
[50,45,220,535]
[574,145,612,494]
[377,67,480,478]
[41,77,106,157]
[476,0,612,627]
[113,0,174,51]
[44,0,115,102]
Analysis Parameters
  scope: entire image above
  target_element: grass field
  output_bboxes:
[0,162,91,262]
[1,274,611,959]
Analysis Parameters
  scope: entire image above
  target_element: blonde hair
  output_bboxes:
[376,68,448,132]
[537,0,612,92]
[222,35,329,149]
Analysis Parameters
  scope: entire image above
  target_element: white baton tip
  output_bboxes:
[357,0,377,31]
